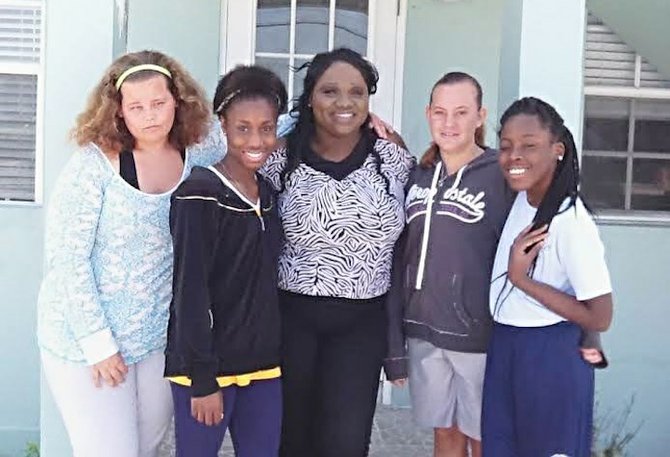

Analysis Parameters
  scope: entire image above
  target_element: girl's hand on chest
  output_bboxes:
[508,223,549,286]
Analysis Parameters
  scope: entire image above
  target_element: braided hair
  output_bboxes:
[492,96,587,318]
[212,65,288,118]
[499,96,583,230]
[279,47,392,196]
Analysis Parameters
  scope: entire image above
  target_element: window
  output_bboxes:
[0,0,43,203]
[255,0,370,103]
[582,13,670,215]
[222,0,405,126]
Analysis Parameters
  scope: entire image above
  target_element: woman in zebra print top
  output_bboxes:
[261,48,415,457]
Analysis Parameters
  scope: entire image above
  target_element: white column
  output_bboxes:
[499,0,586,146]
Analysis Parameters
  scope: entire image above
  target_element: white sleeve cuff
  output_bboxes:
[79,328,119,365]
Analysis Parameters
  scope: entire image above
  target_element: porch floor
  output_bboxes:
[158,405,433,457]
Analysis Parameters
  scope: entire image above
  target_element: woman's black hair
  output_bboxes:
[279,47,392,195]
[492,96,586,318]
[499,96,582,229]
[212,65,288,118]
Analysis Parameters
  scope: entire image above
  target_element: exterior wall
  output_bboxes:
[127,0,222,98]
[400,0,505,155]
[0,207,42,454]
[597,224,670,456]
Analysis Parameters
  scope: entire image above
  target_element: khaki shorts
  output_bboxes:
[408,338,486,440]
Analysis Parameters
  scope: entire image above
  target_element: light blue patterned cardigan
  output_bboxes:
[37,124,226,365]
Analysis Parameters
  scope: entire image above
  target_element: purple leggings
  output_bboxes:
[171,378,282,457]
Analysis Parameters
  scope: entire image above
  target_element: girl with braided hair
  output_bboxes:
[165,65,288,457]
[482,97,614,457]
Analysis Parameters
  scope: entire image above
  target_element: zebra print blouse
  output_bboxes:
[262,139,415,300]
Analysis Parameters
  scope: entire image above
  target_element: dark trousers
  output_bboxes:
[171,378,282,457]
[482,322,594,457]
[278,291,387,457]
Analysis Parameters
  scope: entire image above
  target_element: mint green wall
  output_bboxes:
[400,0,505,156]
[596,224,670,456]
[0,206,42,456]
[127,0,222,98]
[37,1,117,456]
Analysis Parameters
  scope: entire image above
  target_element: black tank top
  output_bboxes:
[119,149,186,190]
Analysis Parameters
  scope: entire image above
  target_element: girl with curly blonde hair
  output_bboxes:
[37,50,225,457]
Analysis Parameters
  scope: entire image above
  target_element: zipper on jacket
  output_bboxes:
[253,206,266,231]
[208,165,265,231]
[414,163,467,290]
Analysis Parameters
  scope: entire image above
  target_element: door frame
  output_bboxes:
[220,0,408,131]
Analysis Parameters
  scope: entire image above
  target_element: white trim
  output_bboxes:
[366,0,376,61]
[0,0,41,6]
[392,0,407,131]
[287,0,296,101]
[207,165,260,211]
[32,0,45,205]
[255,52,314,60]
[595,212,670,227]
[0,62,40,75]
[584,150,670,159]
[327,0,335,51]
[0,199,42,208]
[219,0,228,73]
[584,86,670,100]
[633,55,642,88]
[221,0,256,71]
[174,195,256,213]
[250,0,258,62]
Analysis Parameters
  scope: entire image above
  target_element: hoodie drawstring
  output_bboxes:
[414,163,467,290]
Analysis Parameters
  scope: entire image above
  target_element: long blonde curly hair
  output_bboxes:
[72,50,210,154]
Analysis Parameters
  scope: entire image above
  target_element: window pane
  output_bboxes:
[630,158,670,211]
[581,156,626,210]
[0,73,36,201]
[296,0,329,55]
[633,100,670,153]
[256,0,290,54]
[334,0,368,55]
[583,97,629,151]
[255,56,290,94]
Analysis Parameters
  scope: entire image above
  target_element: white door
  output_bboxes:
[221,0,406,128]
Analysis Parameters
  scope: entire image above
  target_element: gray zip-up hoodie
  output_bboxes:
[384,149,514,380]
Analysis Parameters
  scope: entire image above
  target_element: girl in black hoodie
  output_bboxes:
[165,66,287,457]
